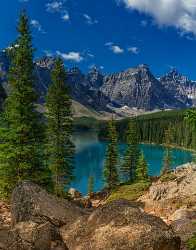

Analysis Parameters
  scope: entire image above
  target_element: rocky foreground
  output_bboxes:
[0,163,195,250]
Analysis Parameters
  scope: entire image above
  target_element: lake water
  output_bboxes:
[71,131,193,195]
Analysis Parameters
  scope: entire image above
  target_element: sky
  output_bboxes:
[1,0,196,79]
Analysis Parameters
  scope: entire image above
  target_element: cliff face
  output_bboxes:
[101,64,187,110]
[0,52,196,112]
[160,69,195,107]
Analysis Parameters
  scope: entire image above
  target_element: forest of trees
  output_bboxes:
[0,12,74,198]
[0,11,196,198]
[99,109,196,150]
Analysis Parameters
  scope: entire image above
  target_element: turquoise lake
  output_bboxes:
[71,131,193,195]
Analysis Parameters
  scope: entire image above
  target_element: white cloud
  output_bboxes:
[44,50,53,57]
[7,44,20,50]
[30,19,46,33]
[105,42,124,54]
[87,53,94,58]
[111,45,124,54]
[128,46,139,54]
[120,0,196,35]
[105,42,113,46]
[56,51,84,62]
[46,1,63,13]
[61,12,70,21]
[83,14,98,25]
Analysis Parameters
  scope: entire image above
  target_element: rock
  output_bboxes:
[0,201,11,228]
[140,164,196,207]
[139,164,196,248]
[60,199,181,250]
[11,181,86,226]
[169,208,196,242]
[68,188,82,199]
[73,197,92,209]
[0,221,68,250]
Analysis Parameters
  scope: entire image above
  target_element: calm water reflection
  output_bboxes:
[71,131,192,195]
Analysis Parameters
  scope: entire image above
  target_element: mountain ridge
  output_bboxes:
[0,51,196,116]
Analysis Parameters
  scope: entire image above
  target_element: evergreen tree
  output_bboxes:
[161,126,173,175]
[135,151,149,181]
[121,120,140,182]
[103,119,119,189]
[0,11,49,198]
[46,58,75,197]
[164,125,174,145]
[161,149,172,175]
[88,175,94,195]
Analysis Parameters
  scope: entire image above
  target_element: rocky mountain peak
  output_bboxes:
[0,48,195,112]
[162,68,189,83]
[137,64,149,70]
[87,66,103,89]
[68,67,82,75]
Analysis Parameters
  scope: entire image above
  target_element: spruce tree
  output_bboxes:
[46,58,75,197]
[161,149,172,175]
[103,119,119,189]
[0,11,48,198]
[88,175,94,195]
[135,152,149,181]
[121,120,140,182]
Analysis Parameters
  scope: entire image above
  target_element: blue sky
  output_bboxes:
[1,0,196,79]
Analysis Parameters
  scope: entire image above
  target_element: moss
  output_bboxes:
[160,172,176,183]
[186,234,196,250]
[106,181,151,203]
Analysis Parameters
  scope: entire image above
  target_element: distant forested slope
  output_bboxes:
[99,109,196,150]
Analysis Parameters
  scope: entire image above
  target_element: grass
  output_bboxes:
[186,234,196,250]
[160,172,177,182]
[106,181,151,203]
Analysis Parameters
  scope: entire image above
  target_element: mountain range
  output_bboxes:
[0,50,196,117]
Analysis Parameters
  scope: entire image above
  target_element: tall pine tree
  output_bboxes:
[88,175,94,195]
[46,58,75,197]
[161,149,172,175]
[0,11,48,198]
[161,128,173,175]
[135,152,149,182]
[103,119,119,189]
[121,120,140,182]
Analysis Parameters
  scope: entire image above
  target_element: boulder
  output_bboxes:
[11,181,85,226]
[73,197,92,209]
[169,208,196,242]
[68,188,82,199]
[0,222,68,250]
[60,199,181,250]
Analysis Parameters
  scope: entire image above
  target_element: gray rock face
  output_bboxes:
[160,69,195,107]
[11,181,85,226]
[101,64,182,110]
[0,51,196,111]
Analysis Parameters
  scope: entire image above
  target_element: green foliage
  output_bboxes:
[185,109,196,127]
[161,149,172,175]
[106,181,150,203]
[135,151,149,181]
[121,120,140,182]
[186,234,196,250]
[99,109,196,150]
[103,119,119,189]
[0,11,50,198]
[88,175,94,195]
[46,58,75,197]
